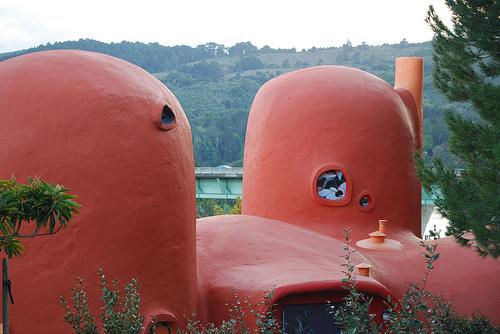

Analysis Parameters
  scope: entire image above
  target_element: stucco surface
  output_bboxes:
[242,65,421,240]
[196,214,390,324]
[0,51,197,333]
[197,215,500,324]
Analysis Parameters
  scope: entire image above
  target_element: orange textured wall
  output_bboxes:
[0,51,197,333]
[242,65,421,240]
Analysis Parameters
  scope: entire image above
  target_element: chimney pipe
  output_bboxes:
[394,57,423,153]
[369,231,386,244]
[355,263,373,277]
[356,219,402,250]
[378,220,388,234]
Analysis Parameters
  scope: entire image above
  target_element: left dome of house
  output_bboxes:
[0,50,197,333]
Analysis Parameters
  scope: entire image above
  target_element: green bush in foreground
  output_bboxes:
[60,269,144,334]
[62,231,498,333]
[333,229,499,334]
[178,291,279,334]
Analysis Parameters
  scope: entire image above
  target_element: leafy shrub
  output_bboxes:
[209,197,242,216]
[60,277,98,334]
[329,228,378,334]
[333,229,499,334]
[60,269,144,334]
[61,272,278,334]
[178,290,280,334]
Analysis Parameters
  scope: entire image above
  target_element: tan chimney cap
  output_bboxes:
[355,263,373,269]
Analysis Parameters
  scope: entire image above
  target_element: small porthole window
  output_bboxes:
[158,104,176,131]
[357,191,375,212]
[313,166,352,206]
[317,170,347,201]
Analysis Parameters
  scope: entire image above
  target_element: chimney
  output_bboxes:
[355,263,373,277]
[356,219,402,251]
[394,57,423,153]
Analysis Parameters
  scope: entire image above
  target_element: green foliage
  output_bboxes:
[234,56,264,72]
[212,204,226,216]
[196,199,219,218]
[384,240,498,334]
[181,61,224,82]
[329,229,378,334]
[250,290,280,334]
[180,314,237,334]
[383,242,439,334]
[334,232,499,333]
[178,290,279,334]
[0,177,79,257]
[60,277,99,334]
[228,42,258,57]
[196,199,224,217]
[197,197,242,217]
[294,60,310,68]
[196,198,242,218]
[418,0,500,258]
[230,197,242,214]
[164,41,463,167]
[428,297,499,334]
[60,269,144,334]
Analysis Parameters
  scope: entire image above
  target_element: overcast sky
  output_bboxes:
[0,0,452,53]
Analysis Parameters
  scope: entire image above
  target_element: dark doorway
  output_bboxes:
[281,303,341,334]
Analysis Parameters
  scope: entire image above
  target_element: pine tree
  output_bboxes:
[417,1,500,257]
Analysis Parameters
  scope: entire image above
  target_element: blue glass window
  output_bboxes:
[316,170,347,201]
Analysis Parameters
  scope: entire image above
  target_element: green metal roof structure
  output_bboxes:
[196,167,243,199]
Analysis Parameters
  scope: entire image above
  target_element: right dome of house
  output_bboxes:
[242,61,423,239]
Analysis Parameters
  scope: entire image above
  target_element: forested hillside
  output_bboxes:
[1,39,469,167]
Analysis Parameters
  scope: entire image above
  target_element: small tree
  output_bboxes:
[417,0,500,257]
[0,177,79,257]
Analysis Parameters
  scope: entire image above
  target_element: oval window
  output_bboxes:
[357,191,375,211]
[313,166,352,206]
[317,170,347,200]
[157,104,177,131]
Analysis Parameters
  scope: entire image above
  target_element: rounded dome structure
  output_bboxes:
[0,51,197,332]
[242,65,421,239]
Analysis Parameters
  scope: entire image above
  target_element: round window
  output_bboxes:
[317,170,347,201]
[313,166,352,206]
[157,104,176,131]
[357,191,375,211]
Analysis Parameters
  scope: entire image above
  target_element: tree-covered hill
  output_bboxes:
[0,39,469,167]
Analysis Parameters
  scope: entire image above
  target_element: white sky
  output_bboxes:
[0,0,452,53]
